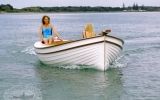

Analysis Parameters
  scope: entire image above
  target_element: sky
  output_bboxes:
[0,0,160,8]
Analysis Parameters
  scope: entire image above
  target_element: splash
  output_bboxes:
[55,64,91,70]
[110,54,128,68]
[21,46,36,55]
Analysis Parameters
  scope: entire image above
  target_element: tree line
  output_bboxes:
[0,4,160,13]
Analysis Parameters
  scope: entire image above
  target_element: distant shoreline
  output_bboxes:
[1,11,160,14]
[1,4,160,13]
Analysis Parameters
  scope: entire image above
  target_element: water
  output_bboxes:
[0,12,160,100]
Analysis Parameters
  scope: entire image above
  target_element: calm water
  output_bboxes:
[0,12,160,100]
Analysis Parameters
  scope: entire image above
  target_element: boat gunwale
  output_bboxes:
[34,35,124,49]
[35,40,123,54]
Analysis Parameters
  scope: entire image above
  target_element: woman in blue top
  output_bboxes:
[38,15,59,45]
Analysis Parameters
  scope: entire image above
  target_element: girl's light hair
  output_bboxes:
[85,23,94,33]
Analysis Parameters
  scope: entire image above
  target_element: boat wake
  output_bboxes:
[110,53,129,69]
[21,46,36,55]
[52,64,93,70]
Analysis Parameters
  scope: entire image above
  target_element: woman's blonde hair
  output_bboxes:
[85,23,94,33]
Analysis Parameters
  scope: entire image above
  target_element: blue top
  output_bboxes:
[42,27,52,38]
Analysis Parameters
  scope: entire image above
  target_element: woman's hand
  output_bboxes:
[53,36,63,42]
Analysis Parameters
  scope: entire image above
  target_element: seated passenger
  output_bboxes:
[83,23,96,38]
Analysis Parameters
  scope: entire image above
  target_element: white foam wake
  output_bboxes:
[57,64,90,70]
[21,46,36,55]
[110,54,128,68]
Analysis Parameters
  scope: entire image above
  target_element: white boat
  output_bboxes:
[34,33,124,71]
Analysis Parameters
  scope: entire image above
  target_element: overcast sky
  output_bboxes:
[0,0,160,8]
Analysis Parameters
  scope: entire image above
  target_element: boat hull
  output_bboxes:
[34,35,124,71]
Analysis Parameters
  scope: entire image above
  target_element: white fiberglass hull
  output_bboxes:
[34,35,124,71]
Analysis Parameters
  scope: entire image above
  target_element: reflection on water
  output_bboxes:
[34,63,124,100]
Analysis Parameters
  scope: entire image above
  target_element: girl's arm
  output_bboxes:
[82,31,86,38]
[93,32,96,37]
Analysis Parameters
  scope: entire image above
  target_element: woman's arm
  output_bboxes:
[51,24,59,37]
[38,25,43,41]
